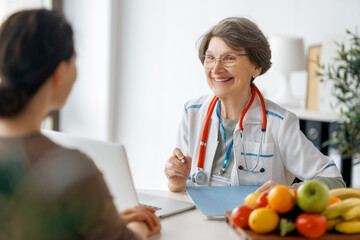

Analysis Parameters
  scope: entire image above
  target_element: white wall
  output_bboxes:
[0,0,44,23]
[61,0,112,140]
[62,0,360,190]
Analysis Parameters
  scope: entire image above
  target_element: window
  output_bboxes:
[0,0,53,24]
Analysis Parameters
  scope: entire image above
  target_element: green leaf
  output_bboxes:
[322,29,360,160]
[280,218,296,237]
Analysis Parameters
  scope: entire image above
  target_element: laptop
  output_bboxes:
[42,130,195,217]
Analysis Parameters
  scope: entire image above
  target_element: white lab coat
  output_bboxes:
[176,94,342,187]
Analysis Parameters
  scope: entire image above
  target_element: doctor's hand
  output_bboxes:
[256,180,279,193]
[120,205,161,238]
[164,148,192,192]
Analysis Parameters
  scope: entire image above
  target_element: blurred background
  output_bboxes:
[1,0,359,190]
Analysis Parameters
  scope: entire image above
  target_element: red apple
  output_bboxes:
[296,213,327,238]
[231,205,255,229]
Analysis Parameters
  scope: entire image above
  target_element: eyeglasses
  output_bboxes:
[201,53,249,69]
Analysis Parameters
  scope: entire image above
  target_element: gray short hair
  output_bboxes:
[198,17,271,76]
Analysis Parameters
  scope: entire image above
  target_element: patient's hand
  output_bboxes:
[120,205,161,237]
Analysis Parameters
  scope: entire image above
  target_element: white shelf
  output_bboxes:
[287,107,341,122]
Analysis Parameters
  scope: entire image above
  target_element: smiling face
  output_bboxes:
[205,37,261,99]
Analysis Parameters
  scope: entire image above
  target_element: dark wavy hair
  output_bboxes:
[198,17,271,78]
[0,9,74,117]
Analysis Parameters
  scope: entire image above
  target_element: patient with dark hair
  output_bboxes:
[0,9,160,240]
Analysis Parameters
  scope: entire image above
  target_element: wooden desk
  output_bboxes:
[226,211,360,240]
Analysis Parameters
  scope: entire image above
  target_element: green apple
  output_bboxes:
[297,180,330,213]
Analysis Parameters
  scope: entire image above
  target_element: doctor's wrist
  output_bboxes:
[167,181,186,192]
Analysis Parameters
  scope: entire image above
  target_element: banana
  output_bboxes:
[342,205,360,221]
[329,188,360,200]
[335,220,360,234]
[327,217,343,231]
[322,198,360,219]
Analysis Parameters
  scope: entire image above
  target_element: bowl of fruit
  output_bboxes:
[229,180,360,238]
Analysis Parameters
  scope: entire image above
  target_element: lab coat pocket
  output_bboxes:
[236,141,274,186]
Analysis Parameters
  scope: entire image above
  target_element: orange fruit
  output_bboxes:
[268,185,296,213]
[244,192,262,208]
[248,207,279,234]
[327,196,341,206]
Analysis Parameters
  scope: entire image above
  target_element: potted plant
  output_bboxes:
[319,30,360,186]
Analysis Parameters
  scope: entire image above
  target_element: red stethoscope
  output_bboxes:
[191,84,267,185]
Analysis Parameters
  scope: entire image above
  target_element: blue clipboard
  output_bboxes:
[186,185,259,219]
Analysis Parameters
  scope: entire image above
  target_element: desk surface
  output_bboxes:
[138,189,239,240]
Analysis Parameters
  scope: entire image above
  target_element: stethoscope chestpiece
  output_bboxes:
[192,169,206,185]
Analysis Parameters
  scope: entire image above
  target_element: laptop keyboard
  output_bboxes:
[139,203,162,210]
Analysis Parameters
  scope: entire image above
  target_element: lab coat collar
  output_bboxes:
[241,92,264,128]
[199,94,215,115]
[199,94,220,127]
[201,93,264,132]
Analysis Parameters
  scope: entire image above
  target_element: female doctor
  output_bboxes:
[164,17,345,192]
